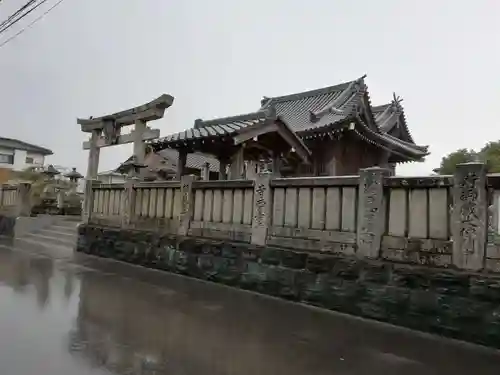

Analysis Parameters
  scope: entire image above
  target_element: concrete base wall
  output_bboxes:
[77,224,500,349]
[0,214,16,237]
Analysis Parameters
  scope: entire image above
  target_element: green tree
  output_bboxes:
[479,141,500,173]
[433,148,478,174]
[9,167,70,206]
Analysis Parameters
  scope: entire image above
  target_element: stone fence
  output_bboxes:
[0,185,19,212]
[0,183,31,236]
[79,162,500,347]
[87,162,498,273]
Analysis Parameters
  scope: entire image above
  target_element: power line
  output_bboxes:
[0,1,38,30]
[0,0,51,35]
[0,0,67,49]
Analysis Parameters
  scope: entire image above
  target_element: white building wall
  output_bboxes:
[26,152,45,167]
[0,147,46,171]
[0,147,14,169]
[13,150,27,170]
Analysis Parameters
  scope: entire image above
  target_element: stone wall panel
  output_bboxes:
[77,223,500,349]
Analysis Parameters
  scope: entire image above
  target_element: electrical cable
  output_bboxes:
[0,0,51,35]
[0,0,67,49]
[0,1,38,30]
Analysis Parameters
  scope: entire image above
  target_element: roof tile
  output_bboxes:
[150,76,427,162]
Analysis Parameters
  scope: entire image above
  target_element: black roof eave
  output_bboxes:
[353,117,428,160]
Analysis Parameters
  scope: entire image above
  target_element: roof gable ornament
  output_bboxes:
[391,93,404,112]
[309,74,367,123]
[262,104,277,120]
[261,96,272,107]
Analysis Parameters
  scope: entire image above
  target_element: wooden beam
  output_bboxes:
[275,126,311,164]
[233,122,278,145]
[82,128,160,150]
[78,94,174,132]
[233,119,311,164]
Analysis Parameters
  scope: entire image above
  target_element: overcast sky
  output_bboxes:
[0,0,499,176]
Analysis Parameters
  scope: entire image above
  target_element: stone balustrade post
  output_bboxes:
[357,167,390,259]
[16,182,32,217]
[83,179,101,223]
[452,162,488,271]
[250,171,272,246]
[122,179,137,227]
[177,175,195,236]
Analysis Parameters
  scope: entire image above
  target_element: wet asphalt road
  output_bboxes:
[0,223,500,374]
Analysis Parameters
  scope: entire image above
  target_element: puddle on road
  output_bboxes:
[0,244,500,375]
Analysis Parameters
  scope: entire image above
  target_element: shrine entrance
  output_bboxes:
[78,94,174,220]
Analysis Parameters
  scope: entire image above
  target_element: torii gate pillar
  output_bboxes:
[78,94,174,221]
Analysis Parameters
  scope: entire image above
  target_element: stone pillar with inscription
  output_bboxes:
[357,167,390,259]
[177,175,195,236]
[452,162,488,271]
[250,171,272,246]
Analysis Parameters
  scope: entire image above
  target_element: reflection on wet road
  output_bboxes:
[0,233,499,375]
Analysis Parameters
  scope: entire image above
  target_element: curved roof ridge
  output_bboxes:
[261,75,366,108]
[353,114,429,158]
[193,109,271,129]
[308,75,366,123]
[392,93,415,144]
[372,94,416,144]
[383,132,428,152]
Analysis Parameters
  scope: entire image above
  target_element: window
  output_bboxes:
[0,154,13,164]
[25,156,34,164]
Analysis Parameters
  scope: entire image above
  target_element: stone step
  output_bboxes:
[23,231,76,248]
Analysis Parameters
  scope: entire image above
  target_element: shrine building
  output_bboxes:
[141,76,428,180]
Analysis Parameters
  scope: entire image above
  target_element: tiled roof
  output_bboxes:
[383,133,427,154]
[151,75,428,161]
[373,99,416,144]
[152,78,365,147]
[372,104,392,128]
[353,116,428,159]
[260,77,364,133]
[0,137,52,155]
[155,111,269,145]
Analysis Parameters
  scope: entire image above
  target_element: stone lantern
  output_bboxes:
[64,167,83,194]
[62,167,84,216]
[33,165,61,215]
[42,164,60,180]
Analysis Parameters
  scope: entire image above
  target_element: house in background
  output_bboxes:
[97,170,127,184]
[0,137,52,171]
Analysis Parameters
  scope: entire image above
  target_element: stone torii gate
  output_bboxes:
[78,94,174,220]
